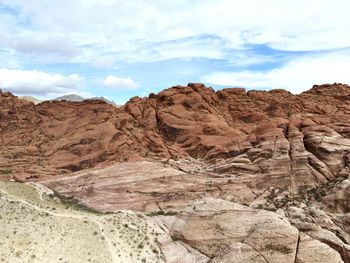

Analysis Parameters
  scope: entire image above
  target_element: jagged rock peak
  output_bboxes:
[308,82,350,95]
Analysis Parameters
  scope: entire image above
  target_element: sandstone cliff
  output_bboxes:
[1,83,350,262]
[1,83,350,190]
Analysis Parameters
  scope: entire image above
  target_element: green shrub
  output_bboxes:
[171,235,180,242]
[147,210,178,216]
[147,211,165,216]
[164,211,178,216]
[137,243,144,249]
[51,191,101,214]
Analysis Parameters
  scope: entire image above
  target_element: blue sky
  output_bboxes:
[0,0,350,104]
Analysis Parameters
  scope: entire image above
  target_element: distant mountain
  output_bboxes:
[53,94,119,106]
[19,96,42,104]
[90,96,118,106]
[53,94,85,102]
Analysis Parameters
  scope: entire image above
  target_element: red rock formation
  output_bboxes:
[1,83,350,193]
[2,83,350,262]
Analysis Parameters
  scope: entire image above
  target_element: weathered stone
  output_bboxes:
[296,233,343,263]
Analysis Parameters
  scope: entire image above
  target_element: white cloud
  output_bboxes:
[1,0,350,65]
[202,50,350,94]
[10,34,80,57]
[1,1,349,100]
[102,75,139,90]
[0,32,81,64]
[0,68,84,97]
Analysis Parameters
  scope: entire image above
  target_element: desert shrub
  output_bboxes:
[0,169,12,175]
[307,187,324,202]
[147,211,165,216]
[171,235,180,241]
[165,211,178,216]
[256,204,264,209]
[137,243,144,249]
[51,191,101,214]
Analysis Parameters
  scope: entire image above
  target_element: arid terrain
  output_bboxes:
[1,83,350,262]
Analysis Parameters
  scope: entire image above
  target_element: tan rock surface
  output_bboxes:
[39,160,258,212]
[160,198,299,263]
[296,233,343,263]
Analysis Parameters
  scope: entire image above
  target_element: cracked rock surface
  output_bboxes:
[1,83,350,262]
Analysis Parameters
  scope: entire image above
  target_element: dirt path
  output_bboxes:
[1,188,120,263]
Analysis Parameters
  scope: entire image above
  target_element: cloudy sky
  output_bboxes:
[0,0,350,104]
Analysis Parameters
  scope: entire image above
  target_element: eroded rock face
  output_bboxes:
[41,161,191,212]
[2,83,350,262]
[323,179,350,213]
[160,198,299,263]
[2,83,350,193]
[40,160,259,212]
[286,202,350,262]
[296,234,343,263]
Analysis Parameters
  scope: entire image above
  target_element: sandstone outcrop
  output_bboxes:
[2,83,350,192]
[296,234,343,263]
[160,198,299,263]
[2,83,350,262]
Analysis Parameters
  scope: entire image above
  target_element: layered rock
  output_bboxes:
[2,83,350,262]
[159,198,299,263]
[296,234,343,263]
[2,83,350,192]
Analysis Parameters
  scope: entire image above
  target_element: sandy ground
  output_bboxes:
[0,182,164,263]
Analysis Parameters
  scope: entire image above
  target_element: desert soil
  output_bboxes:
[0,182,164,263]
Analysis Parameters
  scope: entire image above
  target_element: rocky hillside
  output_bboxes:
[1,83,350,262]
[1,180,348,263]
[1,83,349,187]
[0,181,206,263]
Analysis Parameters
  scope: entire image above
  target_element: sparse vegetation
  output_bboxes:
[256,204,264,209]
[0,169,12,175]
[0,182,164,262]
[171,234,181,242]
[137,243,144,249]
[51,191,101,214]
[265,207,277,212]
[147,210,178,216]
[307,187,326,202]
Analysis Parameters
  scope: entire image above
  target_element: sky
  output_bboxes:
[0,0,350,104]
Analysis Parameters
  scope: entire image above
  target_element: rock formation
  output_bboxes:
[1,83,350,262]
